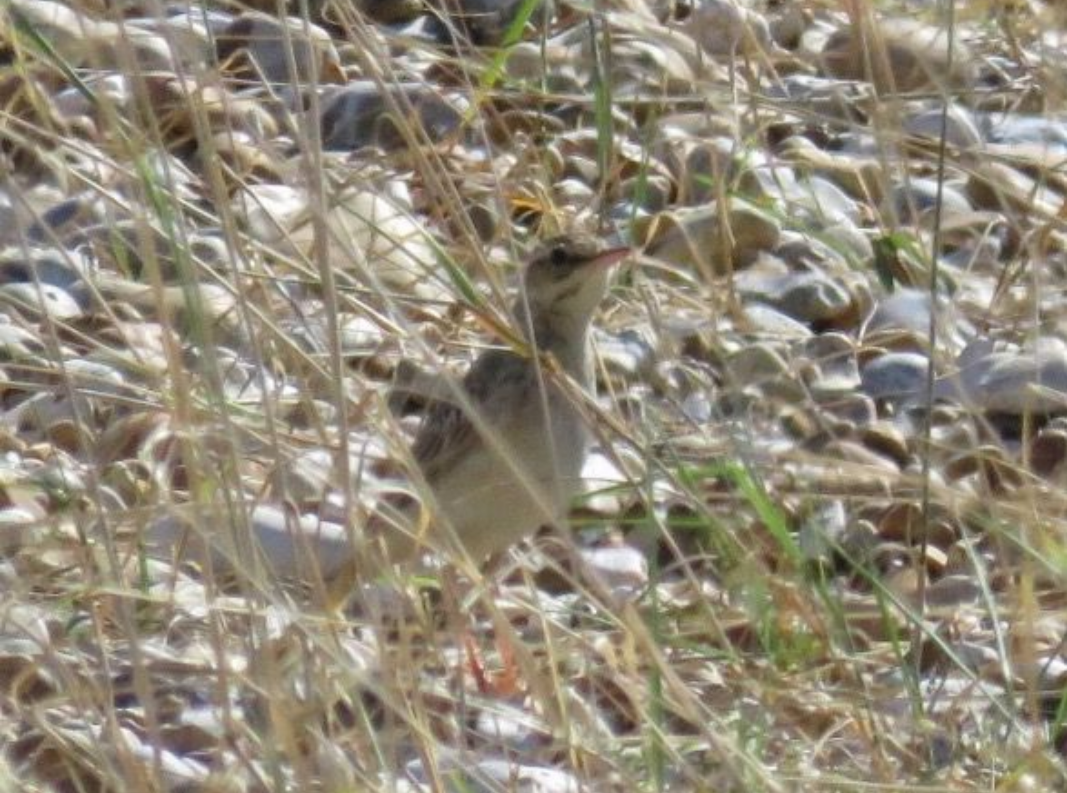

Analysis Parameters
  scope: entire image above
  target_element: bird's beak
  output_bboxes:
[588,246,631,269]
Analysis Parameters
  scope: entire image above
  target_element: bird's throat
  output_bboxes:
[526,312,592,384]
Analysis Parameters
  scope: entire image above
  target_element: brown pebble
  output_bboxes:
[820,18,976,94]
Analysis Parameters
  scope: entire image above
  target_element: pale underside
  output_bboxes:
[403,347,590,561]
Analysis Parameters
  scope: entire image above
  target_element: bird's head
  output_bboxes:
[520,235,630,325]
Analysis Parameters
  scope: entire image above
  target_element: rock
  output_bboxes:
[0,321,46,360]
[727,343,790,385]
[801,332,859,397]
[147,504,354,579]
[766,74,871,123]
[26,194,106,243]
[403,753,583,793]
[798,499,847,564]
[741,303,812,339]
[1030,426,1067,476]
[903,104,984,148]
[777,141,884,205]
[676,137,740,204]
[823,439,900,473]
[891,177,972,224]
[924,574,984,608]
[780,405,818,440]
[983,113,1067,152]
[357,0,423,24]
[819,393,876,428]
[943,444,1024,492]
[686,0,776,59]
[0,282,83,320]
[215,12,344,85]
[767,0,808,49]
[863,289,937,336]
[785,176,864,225]
[860,423,910,467]
[934,339,1067,414]
[424,0,549,46]
[860,352,930,401]
[0,506,43,554]
[741,271,858,328]
[0,247,91,296]
[126,8,230,68]
[584,13,712,94]
[746,154,866,224]
[594,329,656,378]
[320,83,467,151]
[934,211,1015,269]
[93,279,239,332]
[240,183,448,301]
[821,223,874,265]
[580,544,649,595]
[967,161,1061,218]
[579,449,640,515]
[640,200,781,274]
[820,18,976,93]
[472,700,549,750]
[8,0,176,71]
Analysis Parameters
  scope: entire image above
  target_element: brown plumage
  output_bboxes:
[390,235,629,562]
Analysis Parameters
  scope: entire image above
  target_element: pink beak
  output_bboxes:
[588,246,631,268]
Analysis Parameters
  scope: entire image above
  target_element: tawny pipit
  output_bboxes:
[386,236,629,563]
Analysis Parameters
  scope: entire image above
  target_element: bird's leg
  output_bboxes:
[439,560,524,698]
[463,629,520,698]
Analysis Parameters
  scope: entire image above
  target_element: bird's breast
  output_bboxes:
[425,380,591,559]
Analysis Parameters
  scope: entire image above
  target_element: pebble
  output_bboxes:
[746,271,857,327]
[426,0,545,45]
[935,340,1067,414]
[2,0,1064,786]
[902,104,984,149]
[860,352,930,401]
[819,18,976,93]
[215,12,343,84]
[686,0,775,58]
[320,83,467,151]
[863,289,936,336]
[824,439,900,473]
[147,505,354,579]
[1029,426,1067,475]
[580,544,649,595]
[859,423,910,467]
[891,177,972,224]
[0,282,83,320]
[641,201,781,273]
[984,113,1067,152]
[741,302,812,339]
[727,343,790,385]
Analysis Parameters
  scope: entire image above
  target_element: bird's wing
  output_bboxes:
[411,349,537,482]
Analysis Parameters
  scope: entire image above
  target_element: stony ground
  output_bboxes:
[2,0,1067,790]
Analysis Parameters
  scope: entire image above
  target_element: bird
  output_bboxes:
[141,238,628,594]
[379,234,630,565]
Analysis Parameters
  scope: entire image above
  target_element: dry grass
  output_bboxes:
[1,0,1067,791]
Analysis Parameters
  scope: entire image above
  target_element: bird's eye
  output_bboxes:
[549,245,569,268]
